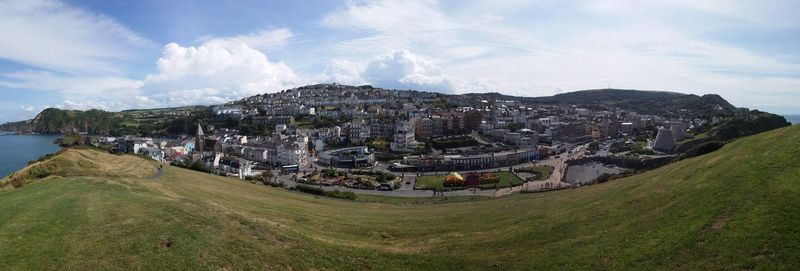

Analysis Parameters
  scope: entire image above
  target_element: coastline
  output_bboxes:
[0,134,62,179]
[783,114,800,125]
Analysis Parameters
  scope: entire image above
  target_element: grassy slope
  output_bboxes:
[1,126,800,270]
[2,148,156,188]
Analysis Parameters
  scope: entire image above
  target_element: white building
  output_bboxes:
[276,137,308,166]
[390,120,419,152]
[347,119,371,144]
[653,128,676,152]
[138,147,164,161]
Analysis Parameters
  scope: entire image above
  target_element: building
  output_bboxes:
[217,157,254,179]
[397,149,539,172]
[254,116,295,126]
[653,128,675,152]
[318,146,376,168]
[390,120,419,152]
[415,117,433,141]
[669,123,686,141]
[276,137,308,166]
[464,110,483,131]
[138,147,164,161]
[347,119,371,144]
[193,124,205,161]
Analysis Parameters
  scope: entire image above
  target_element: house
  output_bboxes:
[217,157,254,179]
[138,147,164,161]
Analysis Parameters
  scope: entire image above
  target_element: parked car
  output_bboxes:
[378,183,394,191]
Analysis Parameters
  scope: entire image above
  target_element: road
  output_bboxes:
[494,144,588,197]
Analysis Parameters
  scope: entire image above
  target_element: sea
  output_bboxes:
[784,115,800,126]
[0,133,62,178]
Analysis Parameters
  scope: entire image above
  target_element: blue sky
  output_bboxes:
[1,0,799,123]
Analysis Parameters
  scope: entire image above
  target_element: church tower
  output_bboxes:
[194,123,205,159]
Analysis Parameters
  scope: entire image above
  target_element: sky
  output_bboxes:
[1,0,799,123]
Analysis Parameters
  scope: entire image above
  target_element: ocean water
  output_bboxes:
[0,134,61,178]
[784,115,800,125]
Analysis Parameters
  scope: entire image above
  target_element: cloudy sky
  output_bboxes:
[1,0,799,123]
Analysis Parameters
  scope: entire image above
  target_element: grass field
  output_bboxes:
[414,174,448,190]
[477,172,525,189]
[1,125,800,270]
[415,172,524,190]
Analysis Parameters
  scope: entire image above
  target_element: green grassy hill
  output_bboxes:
[537,88,737,118]
[2,126,800,270]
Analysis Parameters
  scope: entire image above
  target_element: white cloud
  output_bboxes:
[316,59,367,86]
[197,28,294,51]
[362,50,451,92]
[19,105,35,113]
[0,0,154,74]
[0,70,143,96]
[1,24,304,112]
[138,35,305,107]
[320,49,497,94]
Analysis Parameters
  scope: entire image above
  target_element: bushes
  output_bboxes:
[349,170,396,183]
[18,162,58,180]
[10,178,23,188]
[188,160,213,173]
[325,190,357,200]
[595,173,614,183]
[171,159,214,174]
[295,184,356,200]
[296,184,325,195]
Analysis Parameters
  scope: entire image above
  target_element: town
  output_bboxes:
[88,83,757,197]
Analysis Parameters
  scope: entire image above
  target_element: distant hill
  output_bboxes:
[1,124,799,269]
[0,106,212,136]
[537,88,737,117]
[459,91,536,102]
[0,108,124,134]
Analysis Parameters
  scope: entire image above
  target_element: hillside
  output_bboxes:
[0,108,125,134]
[1,148,157,186]
[0,106,213,136]
[1,126,799,269]
[538,88,737,117]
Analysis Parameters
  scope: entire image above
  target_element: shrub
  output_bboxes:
[26,162,57,179]
[296,185,356,200]
[325,190,357,200]
[188,160,213,173]
[596,173,614,183]
[10,178,23,188]
[296,184,325,195]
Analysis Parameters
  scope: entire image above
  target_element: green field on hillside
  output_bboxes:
[1,126,800,270]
